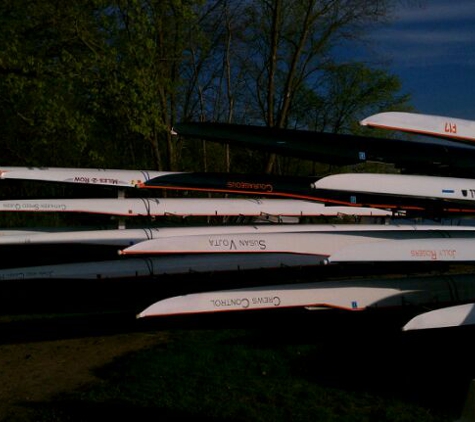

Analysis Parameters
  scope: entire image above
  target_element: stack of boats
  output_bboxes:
[2,111,475,330]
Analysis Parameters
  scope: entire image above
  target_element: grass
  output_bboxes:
[27,312,468,422]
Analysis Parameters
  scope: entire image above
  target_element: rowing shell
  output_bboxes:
[140,172,475,213]
[0,166,177,188]
[120,226,475,258]
[360,111,475,144]
[138,172,321,200]
[328,238,475,263]
[403,303,475,331]
[312,173,475,212]
[0,254,321,281]
[137,273,475,317]
[172,121,475,177]
[4,223,469,247]
[0,197,392,217]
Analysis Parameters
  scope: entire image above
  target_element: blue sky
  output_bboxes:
[365,0,475,119]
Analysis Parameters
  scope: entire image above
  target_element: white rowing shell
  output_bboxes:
[0,166,177,188]
[403,303,475,331]
[0,254,321,281]
[138,282,407,317]
[328,237,475,263]
[2,223,474,247]
[314,173,475,204]
[0,228,162,247]
[0,197,392,217]
[137,273,475,317]
[120,226,475,257]
[360,111,475,143]
[0,230,45,236]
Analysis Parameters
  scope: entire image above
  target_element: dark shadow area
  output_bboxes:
[22,400,238,422]
[0,305,470,421]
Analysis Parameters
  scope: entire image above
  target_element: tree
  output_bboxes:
[232,0,400,173]
[278,62,412,176]
[0,0,108,166]
[0,0,410,177]
[0,0,209,171]
[303,62,411,133]
[94,0,207,171]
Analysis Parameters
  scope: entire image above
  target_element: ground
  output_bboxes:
[0,313,160,421]
[0,307,473,422]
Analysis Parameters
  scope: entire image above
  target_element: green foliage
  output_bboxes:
[0,0,106,166]
[0,0,412,174]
